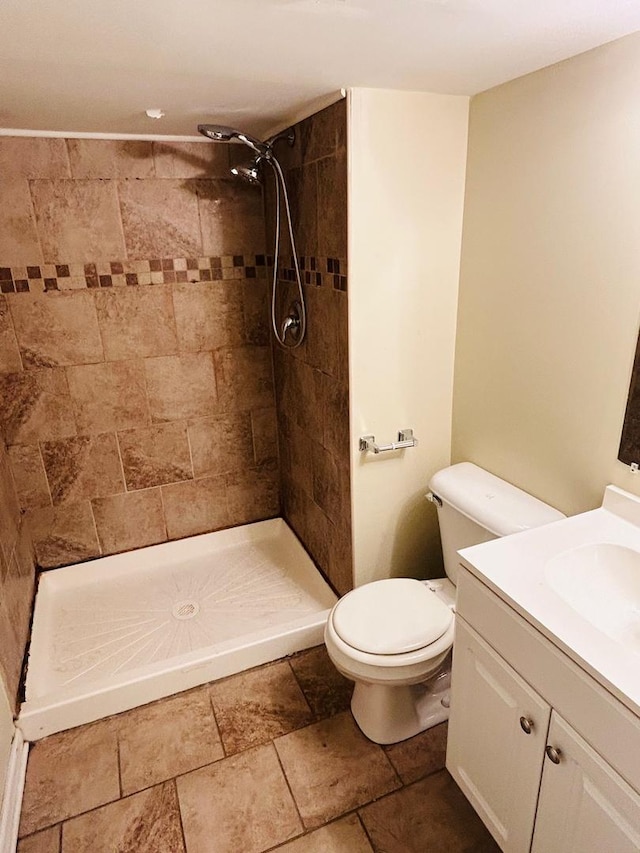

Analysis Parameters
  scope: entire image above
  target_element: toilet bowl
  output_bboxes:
[325,577,456,744]
[325,462,566,745]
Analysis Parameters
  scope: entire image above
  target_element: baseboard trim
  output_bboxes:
[0,730,28,853]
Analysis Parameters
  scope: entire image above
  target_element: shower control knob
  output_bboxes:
[519,716,534,734]
[281,300,303,343]
[281,314,300,339]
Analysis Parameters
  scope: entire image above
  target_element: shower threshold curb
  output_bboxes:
[18,613,329,741]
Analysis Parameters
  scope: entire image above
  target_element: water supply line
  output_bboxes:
[197,122,307,349]
[266,153,306,348]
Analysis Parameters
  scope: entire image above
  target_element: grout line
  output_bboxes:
[36,440,55,508]
[356,810,377,851]
[112,178,128,262]
[270,740,306,834]
[27,785,122,839]
[89,280,108,364]
[61,366,81,440]
[80,731,317,808]
[86,751,229,806]
[149,141,159,179]
[25,177,46,276]
[115,729,123,799]
[260,806,378,853]
[260,827,307,853]
[249,408,259,467]
[285,658,314,720]
[194,179,205,262]
[20,821,64,850]
[3,290,26,372]
[138,356,153,428]
[0,450,24,550]
[88,497,103,556]
[113,430,128,493]
[184,419,195,482]
[172,777,189,853]
[206,688,229,758]
[166,278,181,356]
[156,483,169,543]
[63,138,74,179]
[381,745,403,790]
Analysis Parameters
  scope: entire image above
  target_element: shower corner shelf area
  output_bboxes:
[359,429,418,455]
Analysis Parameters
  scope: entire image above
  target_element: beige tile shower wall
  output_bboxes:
[266,101,352,595]
[0,437,35,710]
[0,137,279,571]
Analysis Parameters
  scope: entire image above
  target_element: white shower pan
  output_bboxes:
[19,519,337,741]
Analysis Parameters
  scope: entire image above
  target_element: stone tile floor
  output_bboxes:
[17,646,500,852]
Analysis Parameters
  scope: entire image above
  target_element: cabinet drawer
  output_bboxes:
[456,569,640,794]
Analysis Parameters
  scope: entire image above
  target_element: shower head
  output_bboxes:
[197,123,240,142]
[197,123,267,155]
[230,163,262,185]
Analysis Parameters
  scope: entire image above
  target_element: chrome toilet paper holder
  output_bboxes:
[359,429,418,455]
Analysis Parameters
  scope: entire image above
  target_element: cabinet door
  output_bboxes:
[532,713,640,853]
[447,618,551,853]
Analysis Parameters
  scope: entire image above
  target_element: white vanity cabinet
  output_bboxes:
[447,569,640,853]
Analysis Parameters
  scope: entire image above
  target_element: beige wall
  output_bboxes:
[453,31,640,516]
[348,88,469,586]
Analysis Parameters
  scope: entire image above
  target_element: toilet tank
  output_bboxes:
[428,463,565,586]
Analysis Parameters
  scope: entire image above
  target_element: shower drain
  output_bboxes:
[172,600,200,620]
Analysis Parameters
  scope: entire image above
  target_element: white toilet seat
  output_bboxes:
[325,578,455,686]
[332,578,452,654]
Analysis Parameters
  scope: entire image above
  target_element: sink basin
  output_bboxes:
[458,485,640,715]
[545,543,640,653]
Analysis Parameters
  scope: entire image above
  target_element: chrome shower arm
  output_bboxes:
[236,133,269,156]
[264,129,295,149]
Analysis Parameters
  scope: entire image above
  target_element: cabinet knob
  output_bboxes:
[545,745,562,765]
[519,716,534,734]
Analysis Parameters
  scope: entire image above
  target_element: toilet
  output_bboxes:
[324,462,565,744]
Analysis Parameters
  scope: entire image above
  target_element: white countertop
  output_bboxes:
[458,486,640,719]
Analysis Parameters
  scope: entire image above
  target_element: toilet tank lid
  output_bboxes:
[428,462,566,537]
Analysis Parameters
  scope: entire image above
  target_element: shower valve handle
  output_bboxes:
[281,301,303,342]
[281,314,300,338]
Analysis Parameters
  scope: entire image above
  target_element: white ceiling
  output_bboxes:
[1,0,640,139]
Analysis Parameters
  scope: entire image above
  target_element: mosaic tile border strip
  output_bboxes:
[278,256,348,292]
[0,255,347,294]
[0,255,269,294]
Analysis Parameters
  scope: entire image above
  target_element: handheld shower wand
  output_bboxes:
[197,124,268,155]
[197,122,306,349]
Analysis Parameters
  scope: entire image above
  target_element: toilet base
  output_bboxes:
[350,663,451,745]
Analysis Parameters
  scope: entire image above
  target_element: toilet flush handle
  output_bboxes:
[426,492,442,508]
